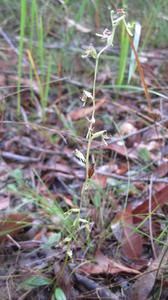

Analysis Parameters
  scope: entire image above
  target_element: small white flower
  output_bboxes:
[74,149,86,163]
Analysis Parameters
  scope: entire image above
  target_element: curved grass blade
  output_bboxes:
[128,22,141,84]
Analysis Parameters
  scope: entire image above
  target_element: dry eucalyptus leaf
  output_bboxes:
[130,237,168,300]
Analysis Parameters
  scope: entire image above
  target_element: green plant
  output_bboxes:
[28,0,52,122]
[115,1,130,90]
[17,0,53,122]
[53,287,66,300]
[116,18,129,87]
[21,276,53,290]
[17,0,27,116]
[128,21,141,83]
[66,0,88,44]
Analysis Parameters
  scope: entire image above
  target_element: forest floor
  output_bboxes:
[0,1,168,300]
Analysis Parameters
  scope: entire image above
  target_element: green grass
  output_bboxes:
[10,0,168,119]
[116,20,129,87]
[66,0,88,44]
[28,0,53,122]
[17,0,27,116]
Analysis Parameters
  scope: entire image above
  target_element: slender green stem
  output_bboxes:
[81,33,118,205]
[92,45,109,122]
[85,130,92,181]
[92,58,98,121]
[82,45,115,194]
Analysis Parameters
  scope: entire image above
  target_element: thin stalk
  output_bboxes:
[92,44,109,121]
[85,131,92,182]
[81,29,117,203]
[76,10,126,230]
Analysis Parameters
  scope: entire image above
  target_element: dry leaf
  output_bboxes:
[88,163,95,178]
[57,193,74,208]
[0,196,9,211]
[121,204,143,259]
[68,97,107,121]
[130,237,168,300]
[153,162,168,178]
[113,204,143,260]
[107,143,138,160]
[79,249,140,275]
[133,184,168,223]
[0,213,32,247]
[92,173,107,188]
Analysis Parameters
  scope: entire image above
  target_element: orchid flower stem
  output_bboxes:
[77,11,127,228]
[81,37,116,205]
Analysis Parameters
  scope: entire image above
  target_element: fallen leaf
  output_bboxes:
[68,97,108,121]
[95,162,128,180]
[107,143,138,160]
[133,184,168,223]
[113,204,143,260]
[92,173,107,188]
[57,193,74,208]
[153,162,168,178]
[130,271,156,300]
[124,257,149,271]
[0,214,32,246]
[0,196,9,211]
[130,237,168,300]
[121,204,143,259]
[79,249,140,275]
[90,140,138,160]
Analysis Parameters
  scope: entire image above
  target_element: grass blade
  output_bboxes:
[17,0,27,116]
[43,54,52,121]
[66,0,88,44]
[116,21,129,87]
[125,25,152,111]
[29,0,38,99]
[128,22,141,83]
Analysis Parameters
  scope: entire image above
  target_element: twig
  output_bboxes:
[0,27,27,66]
[20,107,30,134]
[148,175,157,259]
[108,116,168,145]
[6,279,12,300]
[0,96,4,134]
[18,290,32,300]
[96,170,168,183]
[1,151,41,163]
[6,234,21,250]
[20,138,59,154]
[0,120,67,143]
[160,99,166,163]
